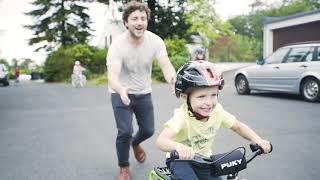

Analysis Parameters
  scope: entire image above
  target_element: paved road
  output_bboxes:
[0,71,319,180]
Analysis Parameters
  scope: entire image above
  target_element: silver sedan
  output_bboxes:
[234,42,320,102]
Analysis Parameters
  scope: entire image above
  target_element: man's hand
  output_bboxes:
[119,87,130,105]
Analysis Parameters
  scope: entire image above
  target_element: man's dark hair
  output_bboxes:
[122,1,151,24]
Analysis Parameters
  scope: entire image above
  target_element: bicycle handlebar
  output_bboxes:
[170,143,273,177]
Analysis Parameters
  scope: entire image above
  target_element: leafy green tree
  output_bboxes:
[230,0,320,40]
[164,36,189,58]
[25,0,92,52]
[266,0,319,16]
[185,0,234,60]
[19,58,35,69]
[228,16,254,38]
[233,35,262,61]
[186,0,221,41]
[304,0,320,9]
[152,37,189,82]
[151,0,191,39]
[0,58,10,67]
[227,0,319,60]
[89,47,107,74]
[12,58,19,67]
[96,0,191,39]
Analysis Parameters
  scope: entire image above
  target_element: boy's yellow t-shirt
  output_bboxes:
[165,102,236,157]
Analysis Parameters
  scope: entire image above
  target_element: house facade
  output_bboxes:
[96,0,125,49]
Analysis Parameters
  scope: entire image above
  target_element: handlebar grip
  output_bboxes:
[250,143,260,152]
[170,150,179,160]
[269,143,273,153]
[250,143,273,154]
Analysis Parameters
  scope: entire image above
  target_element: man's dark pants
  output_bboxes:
[111,93,155,167]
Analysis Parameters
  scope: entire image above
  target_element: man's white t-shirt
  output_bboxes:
[106,30,168,94]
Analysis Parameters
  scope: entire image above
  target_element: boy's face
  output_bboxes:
[125,10,148,39]
[189,86,219,117]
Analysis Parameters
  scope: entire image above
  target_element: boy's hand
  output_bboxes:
[175,144,194,160]
[257,139,272,154]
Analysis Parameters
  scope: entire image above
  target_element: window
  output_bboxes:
[265,48,289,64]
[283,46,314,63]
[316,47,320,61]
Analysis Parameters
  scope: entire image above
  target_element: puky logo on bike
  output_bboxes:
[221,159,243,169]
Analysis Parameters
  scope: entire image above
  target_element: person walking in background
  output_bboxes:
[72,60,86,87]
[73,60,85,76]
[15,66,20,83]
[106,1,176,180]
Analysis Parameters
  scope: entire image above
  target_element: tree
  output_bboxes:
[230,0,320,41]
[151,0,191,39]
[228,16,254,37]
[227,0,319,60]
[185,0,234,60]
[96,0,191,39]
[0,58,10,67]
[25,0,93,52]
[19,58,35,69]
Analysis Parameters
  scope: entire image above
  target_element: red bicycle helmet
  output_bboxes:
[175,60,224,98]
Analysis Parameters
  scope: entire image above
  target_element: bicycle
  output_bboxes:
[149,143,273,180]
[71,73,86,88]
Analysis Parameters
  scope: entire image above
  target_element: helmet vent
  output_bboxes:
[206,68,214,78]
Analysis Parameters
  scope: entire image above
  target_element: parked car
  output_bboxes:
[0,63,10,86]
[234,41,320,102]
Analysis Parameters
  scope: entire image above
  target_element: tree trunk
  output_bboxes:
[147,0,156,33]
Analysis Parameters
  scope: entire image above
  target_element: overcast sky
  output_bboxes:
[0,0,254,65]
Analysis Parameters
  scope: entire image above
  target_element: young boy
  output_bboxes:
[156,60,272,180]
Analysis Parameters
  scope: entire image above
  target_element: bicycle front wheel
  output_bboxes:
[149,170,165,180]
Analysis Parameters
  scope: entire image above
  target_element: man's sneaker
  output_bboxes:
[132,145,146,163]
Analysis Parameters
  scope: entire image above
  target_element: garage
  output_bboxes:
[263,9,320,57]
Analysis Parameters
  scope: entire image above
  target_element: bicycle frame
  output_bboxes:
[71,74,86,88]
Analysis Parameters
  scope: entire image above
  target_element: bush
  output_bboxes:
[151,37,189,82]
[43,44,108,82]
[164,36,189,58]
[232,35,262,62]
[89,47,107,74]
[152,55,189,82]
[44,47,73,82]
